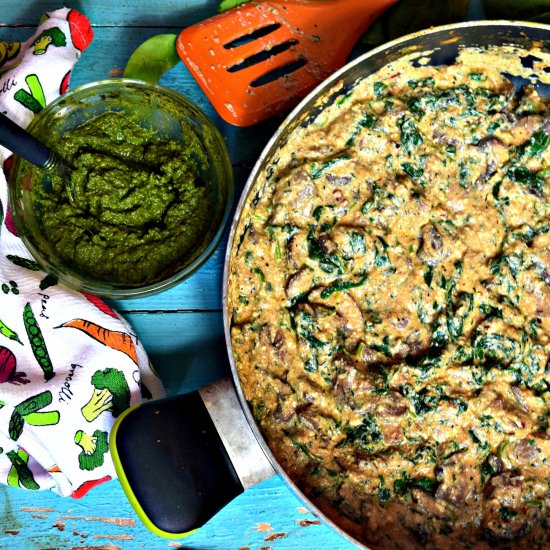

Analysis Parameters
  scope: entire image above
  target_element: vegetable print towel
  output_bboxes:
[0,8,164,498]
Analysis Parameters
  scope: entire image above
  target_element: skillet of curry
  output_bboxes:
[227,43,550,549]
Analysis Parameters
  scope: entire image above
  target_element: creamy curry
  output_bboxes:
[228,45,550,549]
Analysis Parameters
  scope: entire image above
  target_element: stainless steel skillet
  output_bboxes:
[111,20,550,549]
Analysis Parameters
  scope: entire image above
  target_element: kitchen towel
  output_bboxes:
[0,7,164,498]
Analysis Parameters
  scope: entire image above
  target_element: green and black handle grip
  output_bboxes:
[110,378,276,538]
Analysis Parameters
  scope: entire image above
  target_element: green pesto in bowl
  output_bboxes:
[36,110,213,285]
[10,79,233,298]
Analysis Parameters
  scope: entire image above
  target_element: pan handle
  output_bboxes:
[110,378,276,538]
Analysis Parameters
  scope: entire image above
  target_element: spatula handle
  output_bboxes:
[0,112,53,168]
[111,379,275,537]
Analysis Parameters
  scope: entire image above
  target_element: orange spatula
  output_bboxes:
[176,0,398,127]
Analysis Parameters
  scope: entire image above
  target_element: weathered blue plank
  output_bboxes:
[0,0,220,27]
[0,476,356,549]
[125,311,230,395]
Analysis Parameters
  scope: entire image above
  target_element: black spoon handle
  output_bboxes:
[0,112,54,168]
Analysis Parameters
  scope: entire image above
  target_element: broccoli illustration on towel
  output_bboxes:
[31,27,66,55]
[81,368,130,422]
[75,429,109,471]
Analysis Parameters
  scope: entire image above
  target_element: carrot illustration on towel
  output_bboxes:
[57,319,138,364]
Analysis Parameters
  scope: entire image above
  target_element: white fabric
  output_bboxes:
[0,7,163,497]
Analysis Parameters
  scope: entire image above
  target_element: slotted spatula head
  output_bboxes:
[176,0,398,127]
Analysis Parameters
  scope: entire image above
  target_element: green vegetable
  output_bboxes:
[346,413,382,450]
[23,302,54,381]
[372,335,392,357]
[6,449,39,490]
[373,81,388,98]
[447,292,474,340]
[124,34,180,84]
[508,165,545,194]
[14,390,53,416]
[408,77,436,89]
[424,266,434,287]
[374,236,393,268]
[307,230,344,274]
[9,391,59,440]
[0,318,22,345]
[346,113,376,146]
[320,275,367,299]
[401,162,424,182]
[393,477,409,495]
[349,231,366,254]
[468,429,488,449]
[75,429,109,471]
[81,368,131,421]
[392,471,426,496]
[8,410,24,441]
[401,384,439,415]
[526,131,550,156]
[289,436,322,462]
[379,486,391,502]
[300,328,328,349]
[469,72,487,82]
[310,156,350,179]
[253,267,265,282]
[398,116,423,153]
[6,255,41,271]
[481,455,497,485]
[218,0,249,11]
[411,476,438,493]
[473,332,518,367]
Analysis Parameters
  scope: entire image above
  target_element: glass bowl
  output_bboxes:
[9,79,234,299]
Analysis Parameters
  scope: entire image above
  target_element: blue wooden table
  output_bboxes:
[0,1,360,548]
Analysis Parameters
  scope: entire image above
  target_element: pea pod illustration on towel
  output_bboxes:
[74,429,109,471]
[0,390,60,441]
[23,302,55,381]
[57,319,138,364]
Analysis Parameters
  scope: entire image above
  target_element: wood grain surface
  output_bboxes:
[0,1,357,549]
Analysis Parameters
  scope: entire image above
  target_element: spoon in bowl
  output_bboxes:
[0,111,77,205]
[0,112,64,172]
